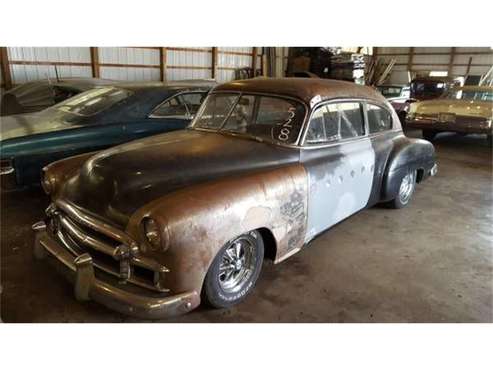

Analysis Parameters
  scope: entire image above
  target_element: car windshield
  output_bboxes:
[444,89,493,102]
[191,93,306,145]
[55,87,132,116]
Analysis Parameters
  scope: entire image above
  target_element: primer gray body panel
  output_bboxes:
[302,138,376,242]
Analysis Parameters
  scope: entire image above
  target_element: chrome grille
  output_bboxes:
[46,200,169,293]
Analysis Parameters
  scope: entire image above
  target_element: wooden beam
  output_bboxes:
[395,62,491,67]
[448,47,456,76]
[0,47,13,90]
[376,51,493,56]
[99,63,159,69]
[159,47,167,82]
[167,65,211,70]
[167,47,211,53]
[407,47,414,72]
[373,47,379,57]
[464,57,473,80]
[219,50,253,57]
[90,47,100,78]
[9,60,91,67]
[211,47,218,80]
[251,47,257,76]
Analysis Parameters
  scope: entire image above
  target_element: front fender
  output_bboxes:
[43,151,99,197]
[381,137,435,201]
[126,164,308,294]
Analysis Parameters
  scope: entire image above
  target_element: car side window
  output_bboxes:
[151,96,188,118]
[367,104,392,134]
[150,93,205,119]
[305,106,327,144]
[305,102,364,145]
[180,93,206,116]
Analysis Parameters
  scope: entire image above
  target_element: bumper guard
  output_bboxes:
[33,221,200,319]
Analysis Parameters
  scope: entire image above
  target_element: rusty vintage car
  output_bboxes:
[33,78,437,319]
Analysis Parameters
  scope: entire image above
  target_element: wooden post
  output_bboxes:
[448,47,456,77]
[211,47,218,80]
[159,47,167,82]
[407,47,415,73]
[251,47,257,77]
[90,47,100,78]
[464,56,473,81]
[0,47,13,90]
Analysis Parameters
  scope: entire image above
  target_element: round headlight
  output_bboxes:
[41,169,54,194]
[143,217,161,250]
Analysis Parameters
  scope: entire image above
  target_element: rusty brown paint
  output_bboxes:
[126,164,308,294]
[44,151,99,197]
[214,77,386,108]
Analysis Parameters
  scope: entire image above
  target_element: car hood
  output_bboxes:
[410,99,493,118]
[0,109,78,141]
[60,129,300,227]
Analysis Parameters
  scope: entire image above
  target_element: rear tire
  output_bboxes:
[398,111,407,125]
[422,130,437,142]
[202,230,264,309]
[390,169,417,209]
[487,135,492,148]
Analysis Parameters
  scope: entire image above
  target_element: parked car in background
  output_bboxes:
[393,77,455,124]
[0,78,114,116]
[1,81,214,189]
[376,84,410,100]
[33,78,437,319]
[406,85,493,146]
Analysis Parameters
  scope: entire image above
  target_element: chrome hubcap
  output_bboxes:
[218,237,256,293]
[399,170,416,204]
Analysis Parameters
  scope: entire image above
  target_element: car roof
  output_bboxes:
[213,78,386,107]
[115,80,216,92]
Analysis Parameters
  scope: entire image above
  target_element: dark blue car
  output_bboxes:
[0,81,214,189]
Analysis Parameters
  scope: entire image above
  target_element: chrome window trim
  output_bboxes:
[300,98,367,147]
[365,101,395,134]
[191,94,402,150]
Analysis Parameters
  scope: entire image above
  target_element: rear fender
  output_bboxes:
[381,137,435,201]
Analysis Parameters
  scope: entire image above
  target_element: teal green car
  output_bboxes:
[0,82,213,189]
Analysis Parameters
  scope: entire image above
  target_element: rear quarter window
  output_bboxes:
[367,104,392,133]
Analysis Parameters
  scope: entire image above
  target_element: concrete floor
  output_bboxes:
[1,130,492,323]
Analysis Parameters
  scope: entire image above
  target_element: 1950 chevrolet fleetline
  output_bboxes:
[33,78,437,319]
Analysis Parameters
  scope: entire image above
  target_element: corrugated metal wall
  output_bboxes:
[217,47,253,83]
[2,47,257,87]
[167,47,212,81]
[377,47,493,84]
[8,47,92,84]
[98,47,160,81]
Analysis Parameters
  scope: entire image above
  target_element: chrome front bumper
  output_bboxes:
[430,163,438,177]
[33,222,200,319]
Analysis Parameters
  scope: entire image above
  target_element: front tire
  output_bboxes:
[390,169,417,209]
[202,230,264,308]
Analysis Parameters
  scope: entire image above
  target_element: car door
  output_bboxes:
[300,100,376,243]
[123,92,207,140]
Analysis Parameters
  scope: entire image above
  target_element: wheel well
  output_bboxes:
[416,168,425,183]
[257,227,277,261]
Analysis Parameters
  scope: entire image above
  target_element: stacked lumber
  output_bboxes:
[365,56,396,86]
[329,53,366,84]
